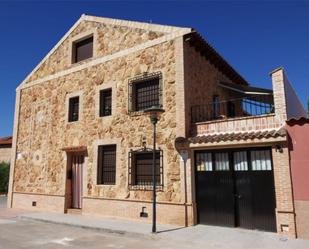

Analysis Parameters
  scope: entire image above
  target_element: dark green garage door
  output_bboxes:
[195,148,277,232]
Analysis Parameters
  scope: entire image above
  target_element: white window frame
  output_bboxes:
[65,91,83,124]
[69,28,98,65]
[93,138,121,187]
[95,82,117,119]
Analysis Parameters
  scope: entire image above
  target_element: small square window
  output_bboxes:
[100,89,112,117]
[72,36,93,63]
[68,96,79,122]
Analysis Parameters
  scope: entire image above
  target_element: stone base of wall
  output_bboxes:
[12,192,65,213]
[83,197,194,226]
[276,210,296,238]
[294,200,309,239]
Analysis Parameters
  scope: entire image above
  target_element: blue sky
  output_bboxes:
[0,1,308,137]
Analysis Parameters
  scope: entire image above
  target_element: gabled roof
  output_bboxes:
[19,14,192,88]
[0,136,12,146]
[286,117,309,126]
[184,32,248,85]
[19,14,249,89]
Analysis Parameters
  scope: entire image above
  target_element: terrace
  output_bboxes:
[190,82,281,136]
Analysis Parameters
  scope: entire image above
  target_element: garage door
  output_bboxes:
[195,148,277,232]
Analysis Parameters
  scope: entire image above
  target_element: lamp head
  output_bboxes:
[144,106,165,125]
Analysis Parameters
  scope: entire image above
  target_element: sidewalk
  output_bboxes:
[19,212,177,237]
[18,211,309,249]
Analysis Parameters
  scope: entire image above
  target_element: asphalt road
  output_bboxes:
[0,219,202,249]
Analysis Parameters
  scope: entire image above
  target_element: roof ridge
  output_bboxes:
[18,15,192,88]
[83,14,192,33]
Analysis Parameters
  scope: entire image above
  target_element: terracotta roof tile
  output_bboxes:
[189,128,286,144]
[0,136,12,146]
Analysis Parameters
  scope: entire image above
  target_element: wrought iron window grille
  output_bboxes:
[97,145,117,185]
[128,72,163,115]
[128,147,164,191]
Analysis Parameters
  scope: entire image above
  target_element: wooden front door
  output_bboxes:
[71,154,84,209]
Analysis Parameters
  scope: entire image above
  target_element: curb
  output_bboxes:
[19,215,156,239]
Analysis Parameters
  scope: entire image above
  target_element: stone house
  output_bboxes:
[8,15,308,238]
[0,136,12,163]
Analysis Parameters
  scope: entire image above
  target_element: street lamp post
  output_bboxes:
[144,105,165,233]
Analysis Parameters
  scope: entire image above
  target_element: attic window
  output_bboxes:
[72,36,93,63]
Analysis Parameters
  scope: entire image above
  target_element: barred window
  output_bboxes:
[97,145,116,185]
[129,149,163,190]
[68,96,79,122]
[129,72,162,112]
[100,89,112,117]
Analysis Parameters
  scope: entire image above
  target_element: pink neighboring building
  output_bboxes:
[286,117,309,239]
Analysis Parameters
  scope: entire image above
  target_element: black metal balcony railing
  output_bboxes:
[191,96,275,123]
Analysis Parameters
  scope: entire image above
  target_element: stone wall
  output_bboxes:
[26,20,164,83]
[14,37,181,207]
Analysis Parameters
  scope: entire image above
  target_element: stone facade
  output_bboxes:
[10,15,194,226]
[26,21,164,83]
[8,15,306,237]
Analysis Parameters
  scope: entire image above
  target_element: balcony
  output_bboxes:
[190,87,282,136]
[191,95,275,123]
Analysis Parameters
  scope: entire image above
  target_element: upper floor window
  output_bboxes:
[97,145,117,185]
[72,36,93,63]
[129,72,162,113]
[68,96,79,122]
[100,89,112,117]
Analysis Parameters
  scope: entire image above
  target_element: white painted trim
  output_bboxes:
[20,29,192,91]
[83,14,191,34]
[68,28,99,65]
[65,90,83,124]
